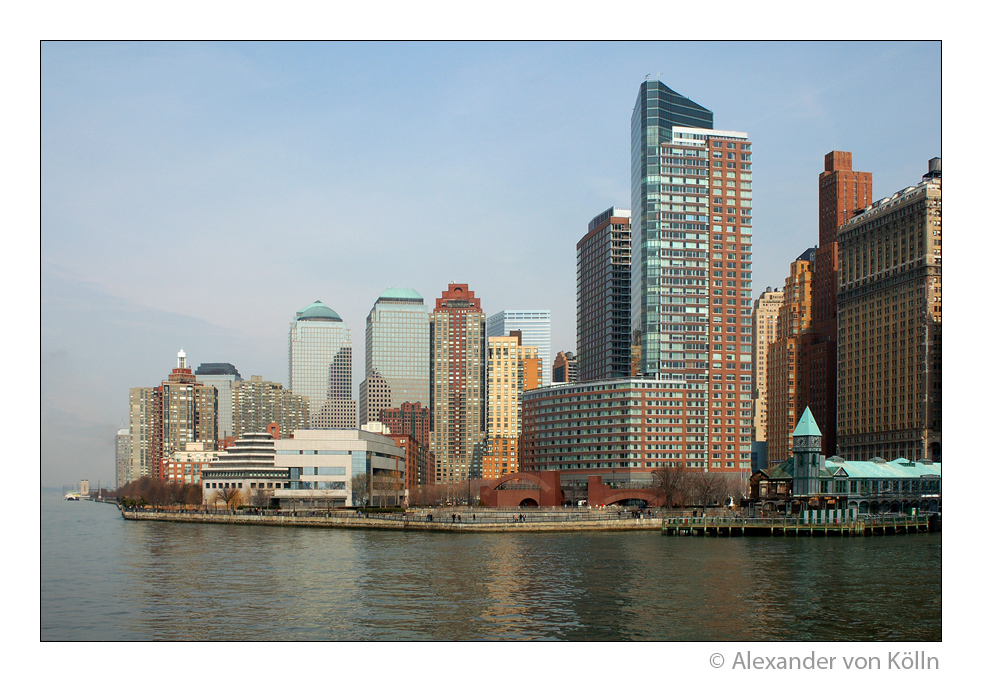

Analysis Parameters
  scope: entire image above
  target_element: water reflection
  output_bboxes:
[41,495,941,641]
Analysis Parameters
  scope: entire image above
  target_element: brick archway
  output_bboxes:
[587,475,664,507]
[600,490,661,507]
[480,471,563,507]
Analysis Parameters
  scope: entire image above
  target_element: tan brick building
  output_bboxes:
[751,287,784,443]
[766,251,814,466]
[837,159,941,461]
[482,334,541,479]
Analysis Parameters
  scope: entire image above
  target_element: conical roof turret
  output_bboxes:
[792,406,822,438]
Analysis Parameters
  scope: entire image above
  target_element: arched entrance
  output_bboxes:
[479,471,563,507]
[609,498,649,508]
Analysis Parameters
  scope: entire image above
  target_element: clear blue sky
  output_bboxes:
[40,41,941,488]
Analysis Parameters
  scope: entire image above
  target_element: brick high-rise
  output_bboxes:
[631,79,754,472]
[379,401,430,452]
[150,349,218,479]
[430,283,486,483]
[801,152,873,458]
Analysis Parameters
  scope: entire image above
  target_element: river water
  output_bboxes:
[40,491,941,641]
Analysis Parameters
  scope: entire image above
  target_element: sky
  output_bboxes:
[39,40,942,489]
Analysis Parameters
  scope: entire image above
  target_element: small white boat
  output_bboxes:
[64,492,81,501]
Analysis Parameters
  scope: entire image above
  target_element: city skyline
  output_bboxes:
[40,41,941,487]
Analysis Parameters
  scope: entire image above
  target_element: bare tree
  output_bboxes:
[216,485,241,511]
[652,466,692,509]
[186,483,203,508]
[167,482,185,509]
[252,487,271,511]
[373,471,403,507]
[144,478,167,511]
[691,471,728,509]
[722,474,748,507]
[351,473,369,507]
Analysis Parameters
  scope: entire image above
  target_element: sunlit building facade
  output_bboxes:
[752,287,784,443]
[766,250,815,466]
[482,334,541,479]
[148,350,218,480]
[128,387,154,479]
[520,377,707,485]
[552,351,577,384]
[430,283,486,483]
[837,159,942,462]
[801,151,874,459]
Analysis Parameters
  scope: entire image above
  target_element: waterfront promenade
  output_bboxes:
[120,505,941,536]
[120,506,664,532]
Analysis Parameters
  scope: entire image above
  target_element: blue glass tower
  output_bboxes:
[631,80,713,378]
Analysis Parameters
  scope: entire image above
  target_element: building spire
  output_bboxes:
[178,348,187,369]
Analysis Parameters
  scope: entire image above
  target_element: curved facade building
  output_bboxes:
[288,301,356,429]
[201,432,288,500]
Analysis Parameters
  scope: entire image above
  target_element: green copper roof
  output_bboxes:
[378,287,424,303]
[792,406,822,438]
[296,300,342,322]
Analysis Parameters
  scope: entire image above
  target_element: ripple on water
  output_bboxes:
[41,497,941,641]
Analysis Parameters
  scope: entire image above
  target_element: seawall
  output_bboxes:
[119,508,663,533]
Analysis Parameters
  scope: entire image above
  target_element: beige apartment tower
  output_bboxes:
[751,287,784,443]
[482,333,541,479]
[231,375,310,438]
[837,159,941,462]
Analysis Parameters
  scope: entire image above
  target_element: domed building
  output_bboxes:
[288,300,356,429]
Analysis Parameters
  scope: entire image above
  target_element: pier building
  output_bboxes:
[750,408,941,513]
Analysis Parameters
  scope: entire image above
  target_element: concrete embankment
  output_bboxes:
[120,508,663,533]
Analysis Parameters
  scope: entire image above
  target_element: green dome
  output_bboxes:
[296,300,342,322]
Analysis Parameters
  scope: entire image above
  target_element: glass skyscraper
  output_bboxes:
[631,79,714,378]
[630,79,754,472]
[486,310,551,386]
[288,301,356,429]
[359,287,430,426]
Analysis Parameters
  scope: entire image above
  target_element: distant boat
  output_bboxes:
[64,492,81,501]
